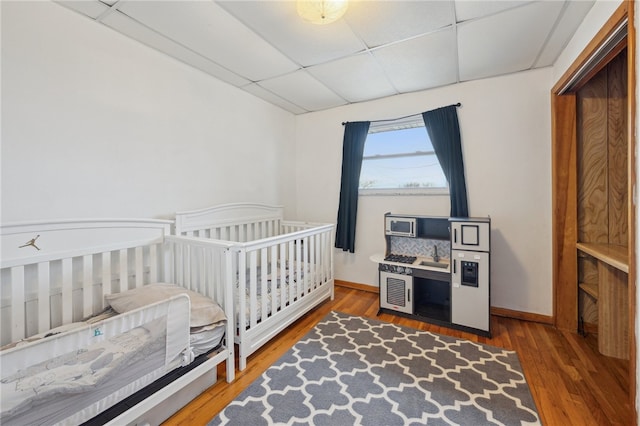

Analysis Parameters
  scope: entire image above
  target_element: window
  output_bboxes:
[359,119,448,195]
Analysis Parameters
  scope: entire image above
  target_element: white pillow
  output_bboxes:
[106,283,226,327]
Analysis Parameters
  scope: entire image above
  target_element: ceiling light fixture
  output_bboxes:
[297,0,348,25]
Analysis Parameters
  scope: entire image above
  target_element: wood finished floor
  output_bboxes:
[164,285,633,426]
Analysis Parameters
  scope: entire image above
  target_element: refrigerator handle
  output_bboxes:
[453,259,456,274]
[453,228,457,244]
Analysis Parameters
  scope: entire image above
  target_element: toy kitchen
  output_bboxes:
[371,213,491,337]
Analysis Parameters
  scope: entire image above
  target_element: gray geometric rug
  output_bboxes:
[209,311,541,426]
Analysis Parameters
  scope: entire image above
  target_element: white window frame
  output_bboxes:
[359,117,449,196]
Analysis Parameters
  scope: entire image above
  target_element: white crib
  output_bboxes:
[0,219,235,425]
[175,203,335,370]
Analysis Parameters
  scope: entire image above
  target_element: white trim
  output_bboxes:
[368,116,424,133]
[359,187,450,196]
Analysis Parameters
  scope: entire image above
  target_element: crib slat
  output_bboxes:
[237,250,247,329]
[37,262,51,333]
[279,242,287,309]
[135,246,144,289]
[188,245,197,292]
[61,257,73,324]
[195,245,202,290]
[317,233,324,285]
[270,245,278,316]
[164,241,175,285]
[10,266,25,342]
[198,244,207,297]
[83,254,93,319]
[119,249,128,291]
[184,243,192,290]
[319,231,326,283]
[102,252,112,307]
[327,230,333,280]
[149,244,158,283]
[205,246,214,299]
[287,240,295,303]
[249,251,258,328]
[177,243,187,288]
[309,234,316,290]
[260,248,268,321]
[295,238,303,297]
[177,243,185,288]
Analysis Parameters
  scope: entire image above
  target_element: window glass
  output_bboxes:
[359,124,448,193]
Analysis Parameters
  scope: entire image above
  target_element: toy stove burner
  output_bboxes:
[384,254,417,264]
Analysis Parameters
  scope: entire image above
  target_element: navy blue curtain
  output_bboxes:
[335,121,371,253]
[422,106,469,217]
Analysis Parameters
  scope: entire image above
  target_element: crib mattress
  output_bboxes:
[190,322,226,357]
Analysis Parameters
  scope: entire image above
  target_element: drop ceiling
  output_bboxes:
[56,0,595,115]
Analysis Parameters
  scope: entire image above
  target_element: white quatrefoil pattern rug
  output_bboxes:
[210,311,541,426]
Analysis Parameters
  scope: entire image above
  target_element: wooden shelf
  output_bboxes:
[576,243,629,273]
[579,282,599,300]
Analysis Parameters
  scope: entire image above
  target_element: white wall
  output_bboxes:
[295,67,553,316]
[1,1,296,222]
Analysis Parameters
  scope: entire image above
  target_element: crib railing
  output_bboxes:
[235,224,334,330]
[0,241,171,346]
[0,222,236,349]
[0,219,174,347]
[163,235,235,314]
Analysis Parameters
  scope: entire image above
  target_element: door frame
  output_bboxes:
[551,0,636,411]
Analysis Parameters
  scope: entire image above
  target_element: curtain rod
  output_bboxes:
[341,102,461,126]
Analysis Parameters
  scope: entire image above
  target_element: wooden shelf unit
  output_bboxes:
[578,282,599,300]
[577,243,629,359]
[576,243,629,273]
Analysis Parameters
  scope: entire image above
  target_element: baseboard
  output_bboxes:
[490,307,554,325]
[335,280,379,293]
[582,322,598,335]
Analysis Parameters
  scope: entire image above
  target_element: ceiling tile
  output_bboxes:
[218,1,366,67]
[53,0,596,115]
[457,1,565,81]
[115,1,299,82]
[242,84,307,114]
[55,0,110,20]
[101,11,250,87]
[306,53,397,103]
[534,0,595,67]
[372,28,458,93]
[345,1,454,48]
[257,70,348,112]
[454,0,533,22]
